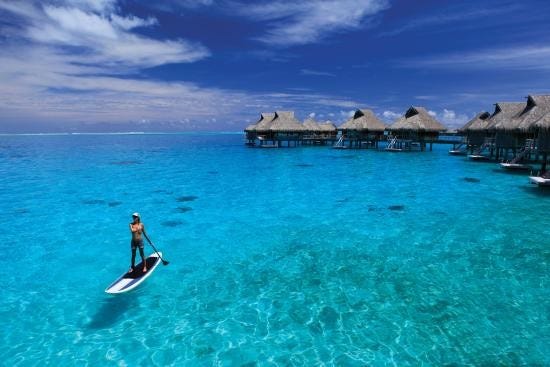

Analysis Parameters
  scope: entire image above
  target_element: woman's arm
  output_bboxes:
[142,225,151,243]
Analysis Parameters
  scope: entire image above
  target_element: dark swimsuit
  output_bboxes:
[131,238,144,249]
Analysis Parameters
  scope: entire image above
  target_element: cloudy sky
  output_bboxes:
[1,0,549,132]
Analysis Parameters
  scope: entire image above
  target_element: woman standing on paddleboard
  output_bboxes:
[129,213,149,273]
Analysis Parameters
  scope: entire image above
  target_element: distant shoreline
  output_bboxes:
[0,131,244,136]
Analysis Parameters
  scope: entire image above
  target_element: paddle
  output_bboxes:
[143,234,169,265]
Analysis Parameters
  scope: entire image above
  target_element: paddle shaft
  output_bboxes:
[144,234,169,265]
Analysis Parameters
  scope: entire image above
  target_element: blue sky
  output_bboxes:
[1,0,549,132]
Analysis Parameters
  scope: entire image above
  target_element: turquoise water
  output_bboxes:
[0,133,548,366]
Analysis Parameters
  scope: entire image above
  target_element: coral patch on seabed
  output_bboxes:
[175,206,193,213]
[108,201,122,207]
[388,205,405,211]
[463,177,481,183]
[176,196,198,202]
[161,220,184,227]
[82,199,106,205]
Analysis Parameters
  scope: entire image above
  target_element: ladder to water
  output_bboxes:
[386,136,398,150]
[452,143,465,151]
[474,141,490,155]
[333,135,344,148]
[510,139,535,164]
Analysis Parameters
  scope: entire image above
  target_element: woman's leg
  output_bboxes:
[139,246,147,272]
[129,247,137,272]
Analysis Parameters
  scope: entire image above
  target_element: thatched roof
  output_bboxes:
[339,109,386,132]
[515,95,550,131]
[389,106,446,132]
[459,111,490,132]
[487,102,525,131]
[246,112,275,132]
[270,111,305,132]
[535,112,550,130]
[318,121,337,132]
[303,118,321,132]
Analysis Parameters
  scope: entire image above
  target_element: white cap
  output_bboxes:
[132,212,140,218]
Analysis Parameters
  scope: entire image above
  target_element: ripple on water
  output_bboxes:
[110,160,142,165]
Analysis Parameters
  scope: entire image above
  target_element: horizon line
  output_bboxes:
[0,131,245,136]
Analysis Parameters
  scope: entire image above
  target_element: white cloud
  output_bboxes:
[423,109,469,128]
[0,0,379,130]
[110,14,158,30]
[301,69,336,77]
[63,0,117,13]
[0,1,210,72]
[0,44,373,129]
[261,93,361,109]
[235,0,389,46]
[380,108,468,127]
[382,110,401,121]
[415,95,438,101]
[400,45,550,71]
[39,6,119,40]
[439,109,469,128]
[308,112,316,118]
[380,3,520,37]
[442,110,455,119]
[339,110,355,120]
[155,0,215,10]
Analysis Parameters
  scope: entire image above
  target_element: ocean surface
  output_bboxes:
[0,133,548,366]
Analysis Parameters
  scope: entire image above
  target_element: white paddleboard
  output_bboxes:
[105,252,162,294]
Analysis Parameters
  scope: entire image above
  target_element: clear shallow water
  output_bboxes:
[0,133,548,366]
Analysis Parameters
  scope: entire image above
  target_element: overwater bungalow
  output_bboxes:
[386,106,446,151]
[303,117,321,144]
[489,102,533,161]
[467,102,524,161]
[452,112,490,155]
[319,121,338,140]
[303,118,320,133]
[303,118,337,145]
[244,112,275,146]
[529,110,550,184]
[516,95,550,132]
[268,111,306,147]
[336,109,386,149]
[497,95,550,170]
